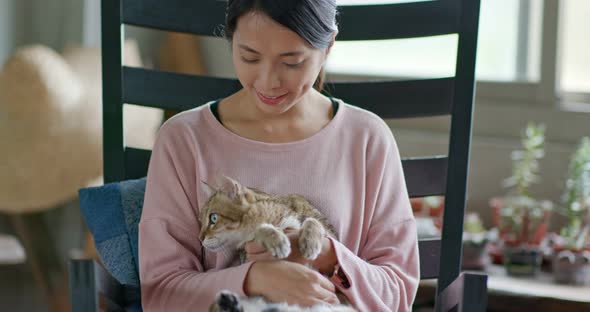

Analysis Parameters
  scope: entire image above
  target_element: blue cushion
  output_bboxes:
[78,177,146,287]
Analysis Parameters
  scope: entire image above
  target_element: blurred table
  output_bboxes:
[416,264,590,311]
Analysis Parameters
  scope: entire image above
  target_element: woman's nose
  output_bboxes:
[256,65,281,90]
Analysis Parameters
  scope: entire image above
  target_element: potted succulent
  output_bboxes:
[553,137,590,285]
[411,196,444,239]
[462,212,490,270]
[490,122,553,276]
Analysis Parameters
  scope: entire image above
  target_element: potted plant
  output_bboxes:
[553,137,590,285]
[490,122,553,276]
[462,212,490,270]
[411,196,444,239]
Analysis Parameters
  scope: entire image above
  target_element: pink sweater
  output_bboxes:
[139,99,420,311]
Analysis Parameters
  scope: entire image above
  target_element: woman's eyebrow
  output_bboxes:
[238,44,304,57]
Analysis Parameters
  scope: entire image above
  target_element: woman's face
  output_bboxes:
[231,11,330,116]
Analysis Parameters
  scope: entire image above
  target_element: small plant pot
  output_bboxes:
[503,245,543,276]
[490,197,551,246]
[553,250,590,285]
[462,241,489,270]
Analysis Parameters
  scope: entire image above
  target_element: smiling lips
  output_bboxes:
[256,91,288,105]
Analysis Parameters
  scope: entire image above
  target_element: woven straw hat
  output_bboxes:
[0,41,162,214]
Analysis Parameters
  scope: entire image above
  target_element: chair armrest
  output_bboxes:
[436,272,488,312]
[68,258,141,312]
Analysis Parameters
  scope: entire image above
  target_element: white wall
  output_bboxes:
[0,0,16,64]
[0,0,84,64]
[0,0,164,71]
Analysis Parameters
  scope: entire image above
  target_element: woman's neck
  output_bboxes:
[241,89,323,122]
[218,89,334,143]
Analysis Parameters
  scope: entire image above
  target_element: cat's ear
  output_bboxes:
[217,175,256,204]
[242,189,256,204]
[219,175,244,199]
[201,180,217,199]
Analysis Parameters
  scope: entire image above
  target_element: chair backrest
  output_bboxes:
[102,0,481,300]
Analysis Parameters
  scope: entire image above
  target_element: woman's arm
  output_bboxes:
[139,219,254,311]
[324,131,420,312]
[139,119,252,311]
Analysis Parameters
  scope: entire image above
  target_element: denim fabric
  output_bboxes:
[78,177,146,287]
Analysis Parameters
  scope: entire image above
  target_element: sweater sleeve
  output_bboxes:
[138,119,253,312]
[328,129,420,312]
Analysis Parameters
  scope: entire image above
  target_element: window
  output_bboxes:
[329,0,590,108]
[329,0,542,82]
[558,0,590,105]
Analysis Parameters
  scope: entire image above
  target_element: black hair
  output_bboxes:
[224,0,338,92]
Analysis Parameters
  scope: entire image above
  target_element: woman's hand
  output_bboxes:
[244,260,339,306]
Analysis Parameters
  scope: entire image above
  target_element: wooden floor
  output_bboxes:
[0,199,84,312]
[0,264,47,311]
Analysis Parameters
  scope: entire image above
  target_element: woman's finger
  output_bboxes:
[244,241,266,254]
[315,273,336,293]
[247,251,274,262]
[312,286,339,305]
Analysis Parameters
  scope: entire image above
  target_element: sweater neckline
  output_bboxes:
[203,98,346,152]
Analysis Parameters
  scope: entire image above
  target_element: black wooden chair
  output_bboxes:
[69,0,487,311]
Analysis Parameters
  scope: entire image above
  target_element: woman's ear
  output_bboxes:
[328,31,337,54]
[323,32,338,65]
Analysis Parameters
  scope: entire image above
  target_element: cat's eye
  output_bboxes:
[209,213,218,225]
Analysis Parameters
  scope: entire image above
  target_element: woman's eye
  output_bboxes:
[285,61,304,68]
[241,57,258,64]
[209,213,218,225]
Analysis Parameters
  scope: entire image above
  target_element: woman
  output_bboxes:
[139,1,419,311]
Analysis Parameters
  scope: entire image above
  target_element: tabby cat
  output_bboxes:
[199,176,354,312]
[198,176,337,263]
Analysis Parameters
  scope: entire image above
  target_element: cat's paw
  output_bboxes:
[299,218,325,260]
[254,224,291,259]
[210,290,241,312]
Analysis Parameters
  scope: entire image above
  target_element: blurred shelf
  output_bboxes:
[417,264,590,312]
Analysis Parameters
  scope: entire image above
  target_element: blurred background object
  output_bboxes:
[0,40,162,312]
[0,1,163,309]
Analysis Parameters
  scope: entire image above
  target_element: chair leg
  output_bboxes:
[83,229,98,260]
[11,213,70,312]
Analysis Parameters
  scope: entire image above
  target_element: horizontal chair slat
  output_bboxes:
[328,78,454,119]
[122,0,227,36]
[419,238,441,279]
[337,1,460,40]
[121,0,459,40]
[122,67,241,111]
[123,67,453,118]
[402,156,448,197]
